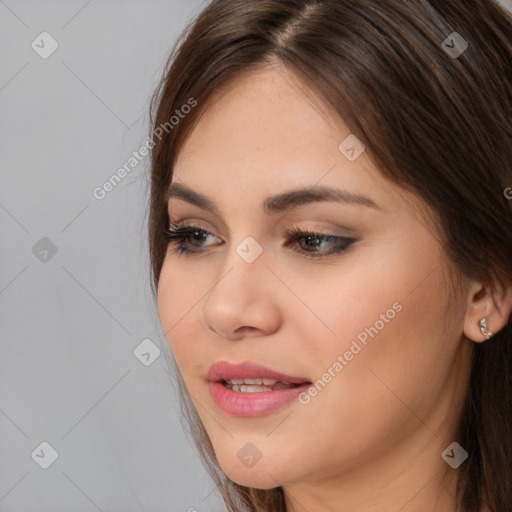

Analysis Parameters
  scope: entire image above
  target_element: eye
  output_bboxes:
[163,222,357,259]
[164,222,221,255]
[285,226,356,259]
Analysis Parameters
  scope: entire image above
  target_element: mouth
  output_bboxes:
[207,361,312,417]
[221,378,306,392]
[207,360,311,387]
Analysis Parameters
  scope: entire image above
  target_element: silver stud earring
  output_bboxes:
[479,316,493,339]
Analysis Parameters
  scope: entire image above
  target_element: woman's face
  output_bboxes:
[157,66,473,498]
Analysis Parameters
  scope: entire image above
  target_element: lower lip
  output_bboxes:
[209,381,311,417]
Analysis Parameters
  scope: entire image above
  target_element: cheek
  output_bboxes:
[317,233,447,360]
[157,258,204,367]
[157,262,178,339]
[299,245,452,421]
[157,255,205,328]
[292,248,410,370]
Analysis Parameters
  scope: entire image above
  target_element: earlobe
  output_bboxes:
[479,316,493,340]
[463,280,512,343]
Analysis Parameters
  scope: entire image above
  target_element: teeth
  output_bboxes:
[243,378,262,385]
[226,378,280,386]
[224,380,299,392]
[232,384,273,393]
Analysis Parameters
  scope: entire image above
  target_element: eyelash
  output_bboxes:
[163,222,356,260]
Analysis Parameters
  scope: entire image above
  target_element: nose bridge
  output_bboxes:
[215,232,268,294]
[216,210,268,275]
[200,231,280,338]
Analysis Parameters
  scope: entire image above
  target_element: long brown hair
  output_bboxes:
[147,1,512,510]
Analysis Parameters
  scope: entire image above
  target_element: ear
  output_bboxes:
[463,276,512,343]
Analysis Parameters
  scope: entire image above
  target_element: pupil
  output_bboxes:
[190,231,206,245]
[303,235,320,250]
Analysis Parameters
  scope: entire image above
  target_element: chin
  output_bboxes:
[226,468,283,490]
[215,450,289,489]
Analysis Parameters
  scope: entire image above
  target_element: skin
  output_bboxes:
[157,64,511,512]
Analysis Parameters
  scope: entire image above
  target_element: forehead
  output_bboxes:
[176,66,337,168]
[171,66,418,220]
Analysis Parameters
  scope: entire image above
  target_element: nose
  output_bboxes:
[200,242,282,341]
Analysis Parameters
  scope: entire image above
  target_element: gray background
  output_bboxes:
[1,1,512,512]
[0,1,225,511]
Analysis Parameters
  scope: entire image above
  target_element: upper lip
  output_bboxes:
[207,360,311,384]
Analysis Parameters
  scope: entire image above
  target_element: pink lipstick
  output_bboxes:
[207,361,312,417]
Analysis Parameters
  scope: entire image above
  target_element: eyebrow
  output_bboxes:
[165,182,383,216]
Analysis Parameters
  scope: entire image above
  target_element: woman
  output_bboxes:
[148,1,512,510]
